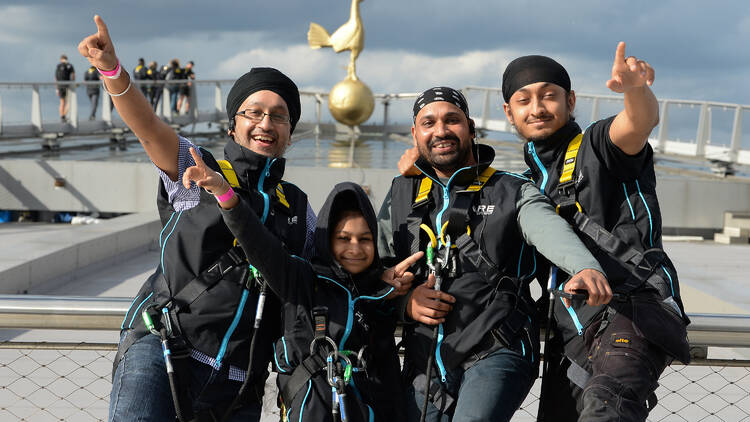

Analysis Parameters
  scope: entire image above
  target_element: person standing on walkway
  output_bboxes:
[133,57,149,97]
[55,54,75,123]
[177,61,195,114]
[83,65,100,120]
[501,44,690,421]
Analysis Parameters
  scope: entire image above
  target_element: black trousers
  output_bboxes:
[540,307,669,422]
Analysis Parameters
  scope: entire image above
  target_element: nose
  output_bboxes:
[256,113,273,130]
[530,97,547,116]
[433,119,449,137]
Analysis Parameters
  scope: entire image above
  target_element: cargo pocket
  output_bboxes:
[631,295,690,364]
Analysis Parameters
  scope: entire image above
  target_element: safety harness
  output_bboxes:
[278,306,370,422]
[408,168,538,416]
[553,134,680,305]
[113,158,291,422]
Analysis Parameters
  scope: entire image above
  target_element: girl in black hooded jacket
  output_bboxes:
[183,148,421,421]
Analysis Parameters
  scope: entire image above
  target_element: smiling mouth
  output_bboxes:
[251,134,275,146]
[430,138,458,153]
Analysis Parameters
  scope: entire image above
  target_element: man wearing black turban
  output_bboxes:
[502,43,690,421]
[78,16,315,421]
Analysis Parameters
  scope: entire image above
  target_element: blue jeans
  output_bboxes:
[109,332,262,422]
[407,347,537,422]
[169,89,179,113]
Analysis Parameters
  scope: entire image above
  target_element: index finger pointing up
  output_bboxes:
[614,41,627,64]
[94,15,111,43]
[189,147,207,168]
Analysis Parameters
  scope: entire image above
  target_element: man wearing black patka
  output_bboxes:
[501,43,691,421]
[379,87,610,421]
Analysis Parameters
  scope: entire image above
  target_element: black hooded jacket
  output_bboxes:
[221,182,406,422]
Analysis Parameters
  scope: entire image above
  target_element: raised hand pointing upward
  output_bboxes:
[77,15,118,72]
[606,41,655,93]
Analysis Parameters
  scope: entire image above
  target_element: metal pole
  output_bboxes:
[31,84,42,133]
[695,102,709,157]
[481,89,491,129]
[589,97,600,123]
[729,105,743,164]
[102,88,112,125]
[657,101,670,153]
[70,85,79,129]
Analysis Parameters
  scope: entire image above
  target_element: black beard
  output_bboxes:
[419,135,472,174]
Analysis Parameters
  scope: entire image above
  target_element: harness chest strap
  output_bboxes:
[216,159,291,209]
[555,135,671,298]
[410,166,497,249]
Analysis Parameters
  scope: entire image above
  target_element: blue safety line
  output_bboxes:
[349,377,375,422]
[318,275,394,351]
[622,184,636,220]
[258,158,275,223]
[121,293,141,329]
[527,143,548,194]
[633,180,675,296]
[635,180,654,247]
[558,284,583,335]
[298,380,312,422]
[127,292,153,329]
[272,341,287,373]
[160,211,183,273]
[159,212,176,247]
[215,288,249,369]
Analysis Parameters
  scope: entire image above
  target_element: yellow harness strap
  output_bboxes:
[276,184,290,208]
[465,167,497,192]
[559,133,583,184]
[414,166,497,205]
[216,160,240,188]
[216,159,290,209]
[415,177,433,204]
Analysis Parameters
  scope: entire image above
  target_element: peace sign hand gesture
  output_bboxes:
[77,15,118,72]
[606,42,655,94]
[183,147,228,194]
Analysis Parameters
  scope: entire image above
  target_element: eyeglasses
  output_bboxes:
[236,109,290,125]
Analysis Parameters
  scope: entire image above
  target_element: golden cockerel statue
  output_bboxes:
[308,0,364,80]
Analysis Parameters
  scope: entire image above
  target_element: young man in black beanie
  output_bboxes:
[78,16,316,421]
[502,43,690,421]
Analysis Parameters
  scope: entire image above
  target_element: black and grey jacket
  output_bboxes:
[222,182,406,422]
[524,118,690,363]
[377,144,603,380]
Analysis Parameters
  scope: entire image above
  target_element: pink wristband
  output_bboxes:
[215,186,235,202]
[98,60,121,78]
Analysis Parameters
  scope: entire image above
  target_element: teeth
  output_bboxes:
[253,135,273,142]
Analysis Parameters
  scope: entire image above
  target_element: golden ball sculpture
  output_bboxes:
[328,78,375,127]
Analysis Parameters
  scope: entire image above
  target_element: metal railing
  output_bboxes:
[464,86,750,167]
[5,80,749,169]
[0,295,749,421]
[0,80,419,143]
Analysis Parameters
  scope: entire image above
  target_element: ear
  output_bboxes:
[502,103,514,126]
[468,118,476,136]
[568,90,577,115]
[411,125,417,147]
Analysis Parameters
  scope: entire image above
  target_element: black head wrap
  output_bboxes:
[501,55,570,103]
[413,87,470,121]
[226,67,301,134]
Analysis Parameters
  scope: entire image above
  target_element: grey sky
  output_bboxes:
[1,0,748,104]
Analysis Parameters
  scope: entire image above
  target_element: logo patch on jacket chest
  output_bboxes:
[473,204,495,215]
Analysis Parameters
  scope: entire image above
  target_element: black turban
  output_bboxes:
[501,55,570,103]
[413,86,470,121]
[226,67,301,134]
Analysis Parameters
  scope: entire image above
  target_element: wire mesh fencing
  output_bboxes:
[1,343,749,421]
